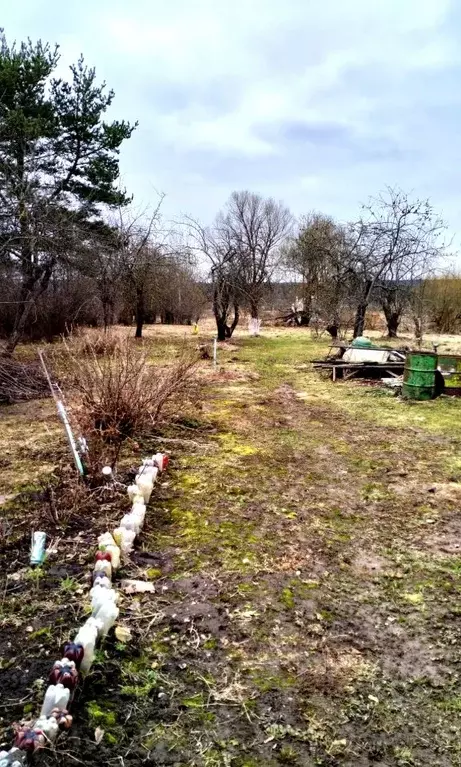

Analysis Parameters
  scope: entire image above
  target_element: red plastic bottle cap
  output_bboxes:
[95,550,112,563]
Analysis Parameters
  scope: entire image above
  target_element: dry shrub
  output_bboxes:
[0,358,49,404]
[365,311,386,332]
[67,327,122,356]
[61,335,199,468]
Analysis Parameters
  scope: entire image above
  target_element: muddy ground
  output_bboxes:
[1,329,461,766]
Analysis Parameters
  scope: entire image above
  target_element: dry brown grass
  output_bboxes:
[66,327,125,356]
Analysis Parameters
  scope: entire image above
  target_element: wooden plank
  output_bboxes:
[313,362,403,370]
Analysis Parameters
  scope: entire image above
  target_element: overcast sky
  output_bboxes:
[3,0,461,247]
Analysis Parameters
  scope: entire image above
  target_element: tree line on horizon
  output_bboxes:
[0,30,459,355]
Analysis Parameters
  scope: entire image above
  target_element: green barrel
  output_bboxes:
[403,352,437,400]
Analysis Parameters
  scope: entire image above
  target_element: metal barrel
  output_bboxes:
[402,352,437,400]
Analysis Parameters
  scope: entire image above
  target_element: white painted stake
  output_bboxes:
[38,351,85,476]
[213,337,217,368]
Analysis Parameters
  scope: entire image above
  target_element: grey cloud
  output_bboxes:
[2,0,461,249]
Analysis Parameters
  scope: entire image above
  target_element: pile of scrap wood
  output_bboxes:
[0,358,49,404]
[313,344,407,381]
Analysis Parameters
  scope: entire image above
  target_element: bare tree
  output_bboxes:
[110,198,166,338]
[217,191,293,321]
[76,225,125,331]
[349,187,446,338]
[284,212,349,332]
[377,247,440,339]
[185,216,241,341]
[158,260,207,325]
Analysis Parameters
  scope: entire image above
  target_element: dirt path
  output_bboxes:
[1,333,461,766]
[102,339,461,766]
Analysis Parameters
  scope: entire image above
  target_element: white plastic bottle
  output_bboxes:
[94,601,119,636]
[74,617,103,673]
[131,510,145,529]
[127,484,139,501]
[93,586,116,605]
[118,528,136,558]
[132,500,146,514]
[135,473,154,503]
[153,453,168,472]
[0,748,28,767]
[104,543,121,570]
[91,586,118,614]
[131,501,146,523]
[98,532,116,549]
[93,559,112,579]
[139,465,158,484]
[92,573,112,589]
[40,684,70,718]
[120,513,141,534]
[33,715,59,742]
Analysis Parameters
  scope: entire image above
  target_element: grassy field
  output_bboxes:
[1,326,461,766]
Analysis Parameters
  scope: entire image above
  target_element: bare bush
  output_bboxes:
[61,336,198,467]
[425,275,461,333]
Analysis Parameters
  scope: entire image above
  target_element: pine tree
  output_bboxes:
[0,30,136,353]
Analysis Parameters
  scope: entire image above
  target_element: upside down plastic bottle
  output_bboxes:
[40,684,70,718]
[93,601,119,636]
[93,558,112,579]
[120,513,141,534]
[0,748,28,766]
[91,585,118,614]
[74,617,103,673]
[135,473,154,503]
[33,716,59,742]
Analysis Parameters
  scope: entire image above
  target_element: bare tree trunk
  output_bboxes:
[213,281,227,341]
[135,287,144,338]
[300,284,312,326]
[384,310,401,338]
[216,316,228,342]
[380,289,403,338]
[353,279,374,338]
[212,277,237,341]
[228,302,239,338]
[353,302,368,338]
[413,316,423,348]
[4,263,55,356]
[249,297,259,319]
[102,295,115,332]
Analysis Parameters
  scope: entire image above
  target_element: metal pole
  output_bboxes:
[38,351,85,476]
[213,337,217,368]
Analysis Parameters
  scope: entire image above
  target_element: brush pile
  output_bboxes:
[0,358,49,405]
